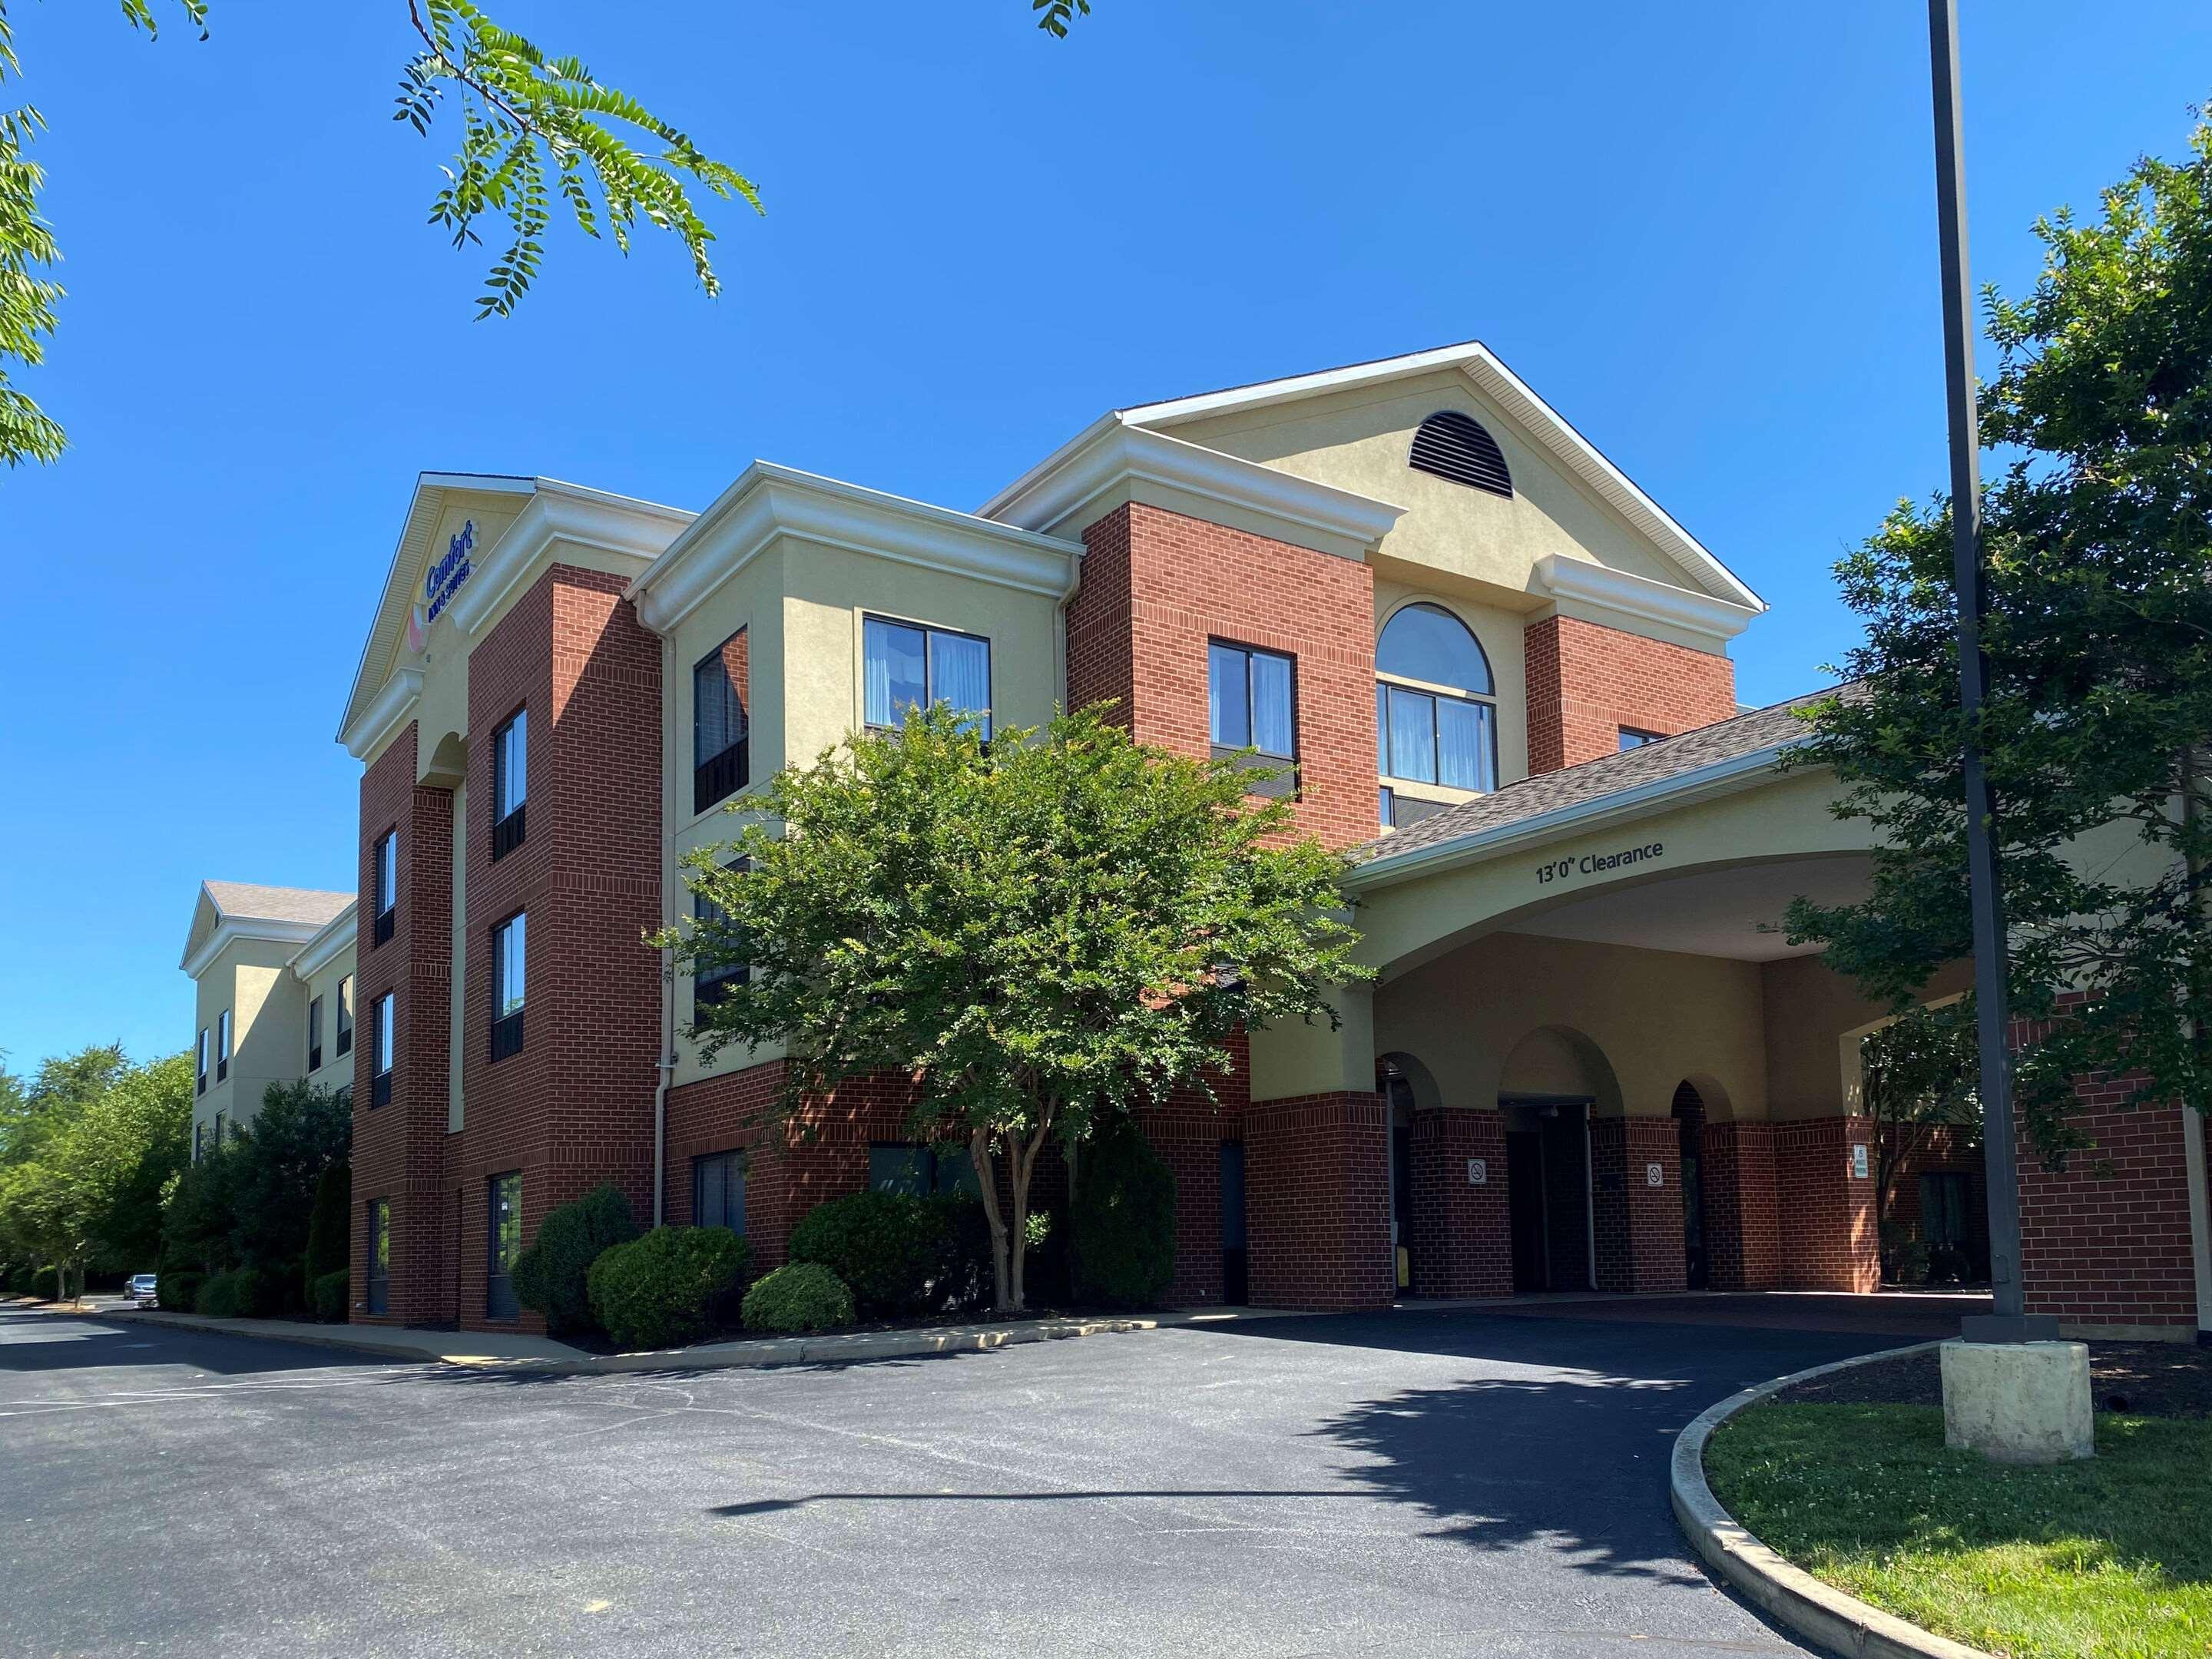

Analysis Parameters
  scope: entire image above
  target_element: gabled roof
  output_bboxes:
[1349,684,1865,885]
[1003,339,1763,613]
[181,881,356,976]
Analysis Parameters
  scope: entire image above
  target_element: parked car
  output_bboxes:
[127,1273,157,1307]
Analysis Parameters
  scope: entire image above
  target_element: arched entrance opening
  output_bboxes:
[1498,1027,1619,1294]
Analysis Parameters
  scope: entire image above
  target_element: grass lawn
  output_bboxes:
[1705,1403,2212,1658]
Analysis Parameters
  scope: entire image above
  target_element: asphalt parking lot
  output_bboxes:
[0,1298,1917,1658]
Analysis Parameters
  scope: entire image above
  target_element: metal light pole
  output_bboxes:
[1926,0,2053,1343]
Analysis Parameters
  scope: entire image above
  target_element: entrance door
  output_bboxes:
[1505,1129,1548,1292]
[1673,1082,1710,1290]
[1219,1142,1248,1306]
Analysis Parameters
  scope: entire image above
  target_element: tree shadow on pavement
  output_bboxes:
[0,1305,395,1380]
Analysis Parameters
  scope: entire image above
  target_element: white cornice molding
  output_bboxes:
[979,419,1406,558]
[629,461,1085,636]
[287,908,359,981]
[1344,743,1800,892]
[445,484,692,637]
[182,914,332,980]
[339,666,423,761]
[1531,552,1760,646]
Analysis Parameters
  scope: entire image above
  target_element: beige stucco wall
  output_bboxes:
[297,939,358,1096]
[190,936,307,1147]
[1161,369,1697,613]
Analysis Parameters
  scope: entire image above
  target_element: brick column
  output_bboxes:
[352,722,454,1326]
[1774,1116,1879,1291]
[1589,1116,1687,1293]
[1407,1108,1512,1297]
[1701,1120,1780,1290]
[1523,614,1738,774]
[2018,1099,2200,1335]
[1244,1091,1392,1310]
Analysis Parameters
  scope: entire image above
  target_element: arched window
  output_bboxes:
[1409,410,1512,498]
[1376,603,1498,793]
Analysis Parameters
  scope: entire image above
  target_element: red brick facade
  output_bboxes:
[1773,1116,1880,1293]
[1243,1092,1392,1309]
[1590,1116,1687,1293]
[1700,1121,1780,1291]
[1523,613,1738,774]
[1406,1109,1512,1297]
[2018,1095,2201,1333]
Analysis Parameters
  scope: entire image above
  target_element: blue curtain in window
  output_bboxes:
[1435,697,1495,791]
[1386,687,1438,783]
[694,647,742,766]
[1248,651,1293,758]
[930,631,992,737]
[1208,643,1249,747]
[864,618,928,727]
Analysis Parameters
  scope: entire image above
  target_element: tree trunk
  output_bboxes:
[970,1128,1010,1314]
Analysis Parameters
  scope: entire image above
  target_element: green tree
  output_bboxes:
[1788,104,2212,1162]
[667,705,1369,1313]
[224,1079,352,1277]
[1858,1005,1979,1266]
[1,0,1098,469]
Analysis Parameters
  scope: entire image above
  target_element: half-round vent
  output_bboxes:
[1409,409,1512,498]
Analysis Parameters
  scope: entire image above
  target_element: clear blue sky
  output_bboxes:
[4,1,2205,1072]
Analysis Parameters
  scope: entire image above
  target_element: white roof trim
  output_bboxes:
[1103,341,1764,612]
[628,461,1085,636]
[445,482,692,637]
[287,907,359,982]
[182,912,331,979]
[339,667,424,762]
[1532,552,1760,645]
[1345,743,1794,892]
[979,418,1406,555]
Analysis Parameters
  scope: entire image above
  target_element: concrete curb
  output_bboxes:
[1671,1341,1992,1659]
[91,1303,1288,1375]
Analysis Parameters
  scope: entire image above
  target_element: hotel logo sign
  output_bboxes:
[406,520,476,654]
[1534,839,1664,888]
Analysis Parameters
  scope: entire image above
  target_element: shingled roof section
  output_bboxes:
[1353,682,1864,865]
[201,881,356,927]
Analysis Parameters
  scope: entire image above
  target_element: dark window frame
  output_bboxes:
[693,630,750,816]
[307,995,323,1073]
[215,1008,230,1083]
[1207,638,1299,798]
[1618,727,1664,750]
[336,976,353,1058]
[196,1027,209,1095]
[693,1149,747,1233]
[691,859,752,1013]
[1376,677,1499,793]
[489,909,525,1063]
[372,830,397,947]
[485,1171,522,1320]
[365,1198,390,1314]
[866,1141,982,1198]
[370,992,394,1109]
[491,705,528,859]
[861,614,995,741]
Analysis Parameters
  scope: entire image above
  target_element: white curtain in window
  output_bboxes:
[694,649,742,765]
[1386,687,1438,783]
[929,631,992,737]
[1436,697,1495,792]
[498,913,526,1016]
[1208,643,1247,747]
[864,618,927,727]
[1249,651,1293,758]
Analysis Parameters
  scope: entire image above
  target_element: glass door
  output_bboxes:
[486,1173,522,1320]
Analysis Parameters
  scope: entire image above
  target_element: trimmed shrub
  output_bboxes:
[789,1190,956,1317]
[310,1268,350,1323]
[1071,1114,1177,1308]
[514,1183,641,1336]
[586,1226,749,1350]
[197,1267,282,1319]
[741,1262,856,1333]
[30,1267,59,1302]
[159,1270,205,1313]
[5,1264,35,1295]
[303,1160,351,1290]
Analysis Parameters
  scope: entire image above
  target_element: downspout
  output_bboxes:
[653,628,677,1229]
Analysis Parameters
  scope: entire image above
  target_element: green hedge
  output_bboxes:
[159,1270,205,1313]
[1071,1114,1177,1308]
[197,1267,282,1319]
[586,1226,749,1350]
[741,1262,856,1333]
[310,1268,349,1323]
[515,1183,640,1336]
[788,1190,965,1317]
[303,1160,350,1290]
[29,1267,58,1302]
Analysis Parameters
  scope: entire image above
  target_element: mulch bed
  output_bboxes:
[1776,1341,2212,1419]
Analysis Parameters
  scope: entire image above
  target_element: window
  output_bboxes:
[192,1120,205,1163]
[868,1142,982,1198]
[213,1110,227,1147]
[1208,641,1296,796]
[486,1172,522,1320]
[196,1028,209,1095]
[693,631,749,814]
[215,1008,231,1083]
[370,992,394,1108]
[1618,727,1663,750]
[490,912,525,1062]
[307,995,323,1073]
[1376,604,1498,793]
[863,617,992,739]
[373,831,397,946]
[365,1198,389,1315]
[1409,409,1513,498]
[336,976,353,1058]
[492,707,528,859]
[1921,1172,1972,1247]
[1379,786,1450,831]
[694,1151,746,1233]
